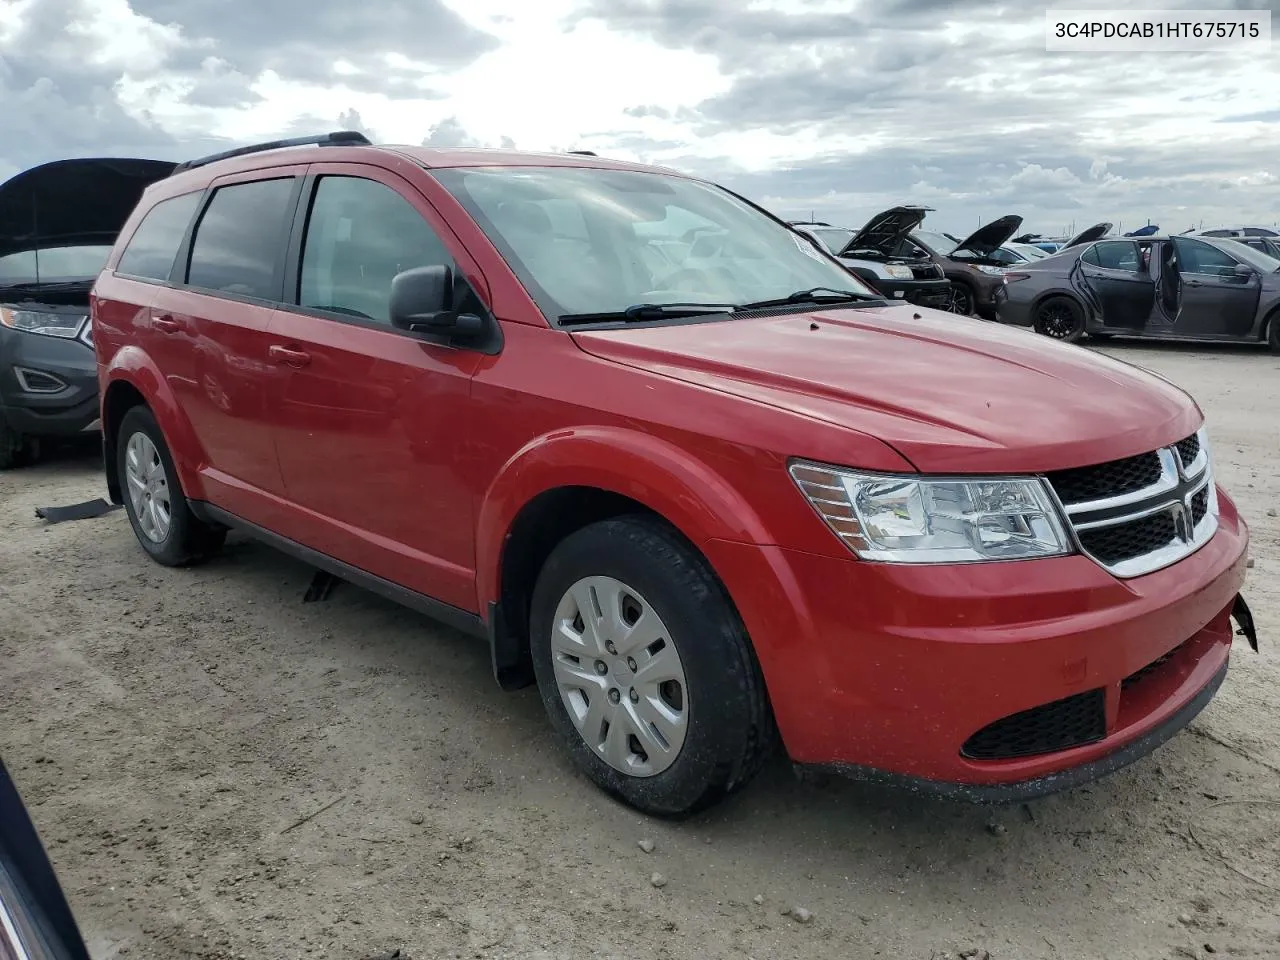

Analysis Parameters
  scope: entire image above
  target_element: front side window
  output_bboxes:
[187,178,296,299]
[116,191,202,281]
[1172,237,1245,278]
[298,176,452,324]
[432,166,875,321]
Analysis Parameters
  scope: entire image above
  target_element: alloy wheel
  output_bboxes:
[948,285,974,315]
[1037,303,1079,339]
[124,431,172,543]
[549,576,689,777]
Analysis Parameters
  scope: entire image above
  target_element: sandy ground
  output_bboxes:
[2,340,1278,960]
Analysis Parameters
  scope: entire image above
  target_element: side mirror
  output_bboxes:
[389,265,484,337]
[1231,262,1254,282]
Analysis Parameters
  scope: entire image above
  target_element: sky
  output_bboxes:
[1,0,1277,237]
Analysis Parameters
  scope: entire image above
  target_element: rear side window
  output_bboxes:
[1086,240,1140,271]
[187,178,297,300]
[116,191,202,281]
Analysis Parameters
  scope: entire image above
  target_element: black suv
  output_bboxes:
[0,158,174,467]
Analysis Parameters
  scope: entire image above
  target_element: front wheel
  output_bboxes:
[529,516,775,817]
[1033,296,1086,343]
[947,282,975,316]
[1267,310,1280,353]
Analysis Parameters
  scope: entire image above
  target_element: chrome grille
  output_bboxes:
[1047,427,1217,578]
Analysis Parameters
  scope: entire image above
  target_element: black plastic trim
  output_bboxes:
[172,131,370,174]
[488,599,534,691]
[192,502,487,641]
[801,660,1228,804]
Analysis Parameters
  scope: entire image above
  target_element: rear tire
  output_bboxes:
[1267,309,1280,353]
[116,406,225,566]
[529,515,775,817]
[1033,296,1086,343]
[0,419,24,470]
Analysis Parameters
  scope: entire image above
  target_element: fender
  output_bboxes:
[475,425,775,611]
[102,347,208,501]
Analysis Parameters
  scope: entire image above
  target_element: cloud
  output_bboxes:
[1,0,1277,238]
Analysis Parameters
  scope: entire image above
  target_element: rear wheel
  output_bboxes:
[1033,296,1086,343]
[529,516,775,817]
[0,420,24,470]
[116,406,225,566]
[1267,309,1280,353]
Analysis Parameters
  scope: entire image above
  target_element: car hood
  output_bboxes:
[952,214,1024,256]
[571,304,1200,474]
[0,157,176,259]
[1061,221,1114,249]
[838,206,933,258]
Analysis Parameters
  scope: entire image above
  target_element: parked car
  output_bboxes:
[789,222,855,256]
[1233,235,1280,260]
[994,233,1280,348]
[806,207,952,310]
[1190,225,1279,239]
[94,132,1256,816]
[902,215,1025,318]
[0,157,175,468]
[996,242,1052,264]
[0,756,92,960]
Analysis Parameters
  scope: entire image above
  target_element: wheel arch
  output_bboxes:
[101,348,207,504]
[477,427,774,690]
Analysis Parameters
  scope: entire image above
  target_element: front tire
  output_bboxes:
[529,516,775,817]
[947,282,975,316]
[1267,309,1280,353]
[1033,295,1086,343]
[116,406,225,566]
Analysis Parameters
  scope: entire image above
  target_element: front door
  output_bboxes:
[1077,240,1153,330]
[159,169,306,521]
[1168,237,1261,338]
[264,166,489,612]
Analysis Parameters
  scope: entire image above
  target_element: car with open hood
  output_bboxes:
[900,215,1028,318]
[92,132,1256,817]
[815,206,952,311]
[0,157,175,468]
[994,232,1280,348]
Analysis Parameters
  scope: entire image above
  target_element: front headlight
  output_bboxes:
[0,306,88,339]
[975,264,1006,276]
[883,264,914,280]
[789,462,1072,563]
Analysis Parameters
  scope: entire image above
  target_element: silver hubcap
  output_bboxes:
[124,431,172,543]
[550,576,689,777]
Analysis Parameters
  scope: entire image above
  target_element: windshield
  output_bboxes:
[1214,238,1280,272]
[0,245,113,285]
[1009,243,1050,260]
[431,166,876,320]
[912,230,958,255]
[805,227,855,253]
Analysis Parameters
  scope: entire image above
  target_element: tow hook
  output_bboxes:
[1231,595,1259,652]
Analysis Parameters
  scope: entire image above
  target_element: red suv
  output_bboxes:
[92,132,1257,816]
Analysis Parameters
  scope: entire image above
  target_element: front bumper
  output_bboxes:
[869,277,952,311]
[0,326,99,437]
[704,489,1251,795]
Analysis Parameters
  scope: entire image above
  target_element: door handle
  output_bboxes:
[152,315,182,333]
[268,344,312,367]
[1185,279,1203,287]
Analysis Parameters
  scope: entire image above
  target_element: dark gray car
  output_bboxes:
[993,234,1280,350]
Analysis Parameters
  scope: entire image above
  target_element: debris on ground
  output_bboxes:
[637,839,655,854]
[650,872,667,888]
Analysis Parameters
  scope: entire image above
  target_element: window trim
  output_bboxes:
[112,188,208,287]
[276,165,503,355]
[178,168,307,307]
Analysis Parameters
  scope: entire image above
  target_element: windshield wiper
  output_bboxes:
[0,280,92,293]
[559,302,738,324]
[736,287,877,310]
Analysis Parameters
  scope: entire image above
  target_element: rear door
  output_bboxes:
[263,164,489,611]
[1169,237,1260,338]
[154,167,305,521]
[1076,240,1153,330]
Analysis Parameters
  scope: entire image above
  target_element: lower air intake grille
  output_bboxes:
[961,688,1106,761]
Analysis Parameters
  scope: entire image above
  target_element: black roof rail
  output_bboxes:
[171,131,372,175]
[567,150,597,156]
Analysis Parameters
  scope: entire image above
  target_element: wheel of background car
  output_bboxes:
[947,282,975,316]
[1033,296,1086,343]
[116,406,226,566]
[528,515,775,817]
[0,419,26,470]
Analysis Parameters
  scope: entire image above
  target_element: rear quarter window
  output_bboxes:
[115,191,202,282]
